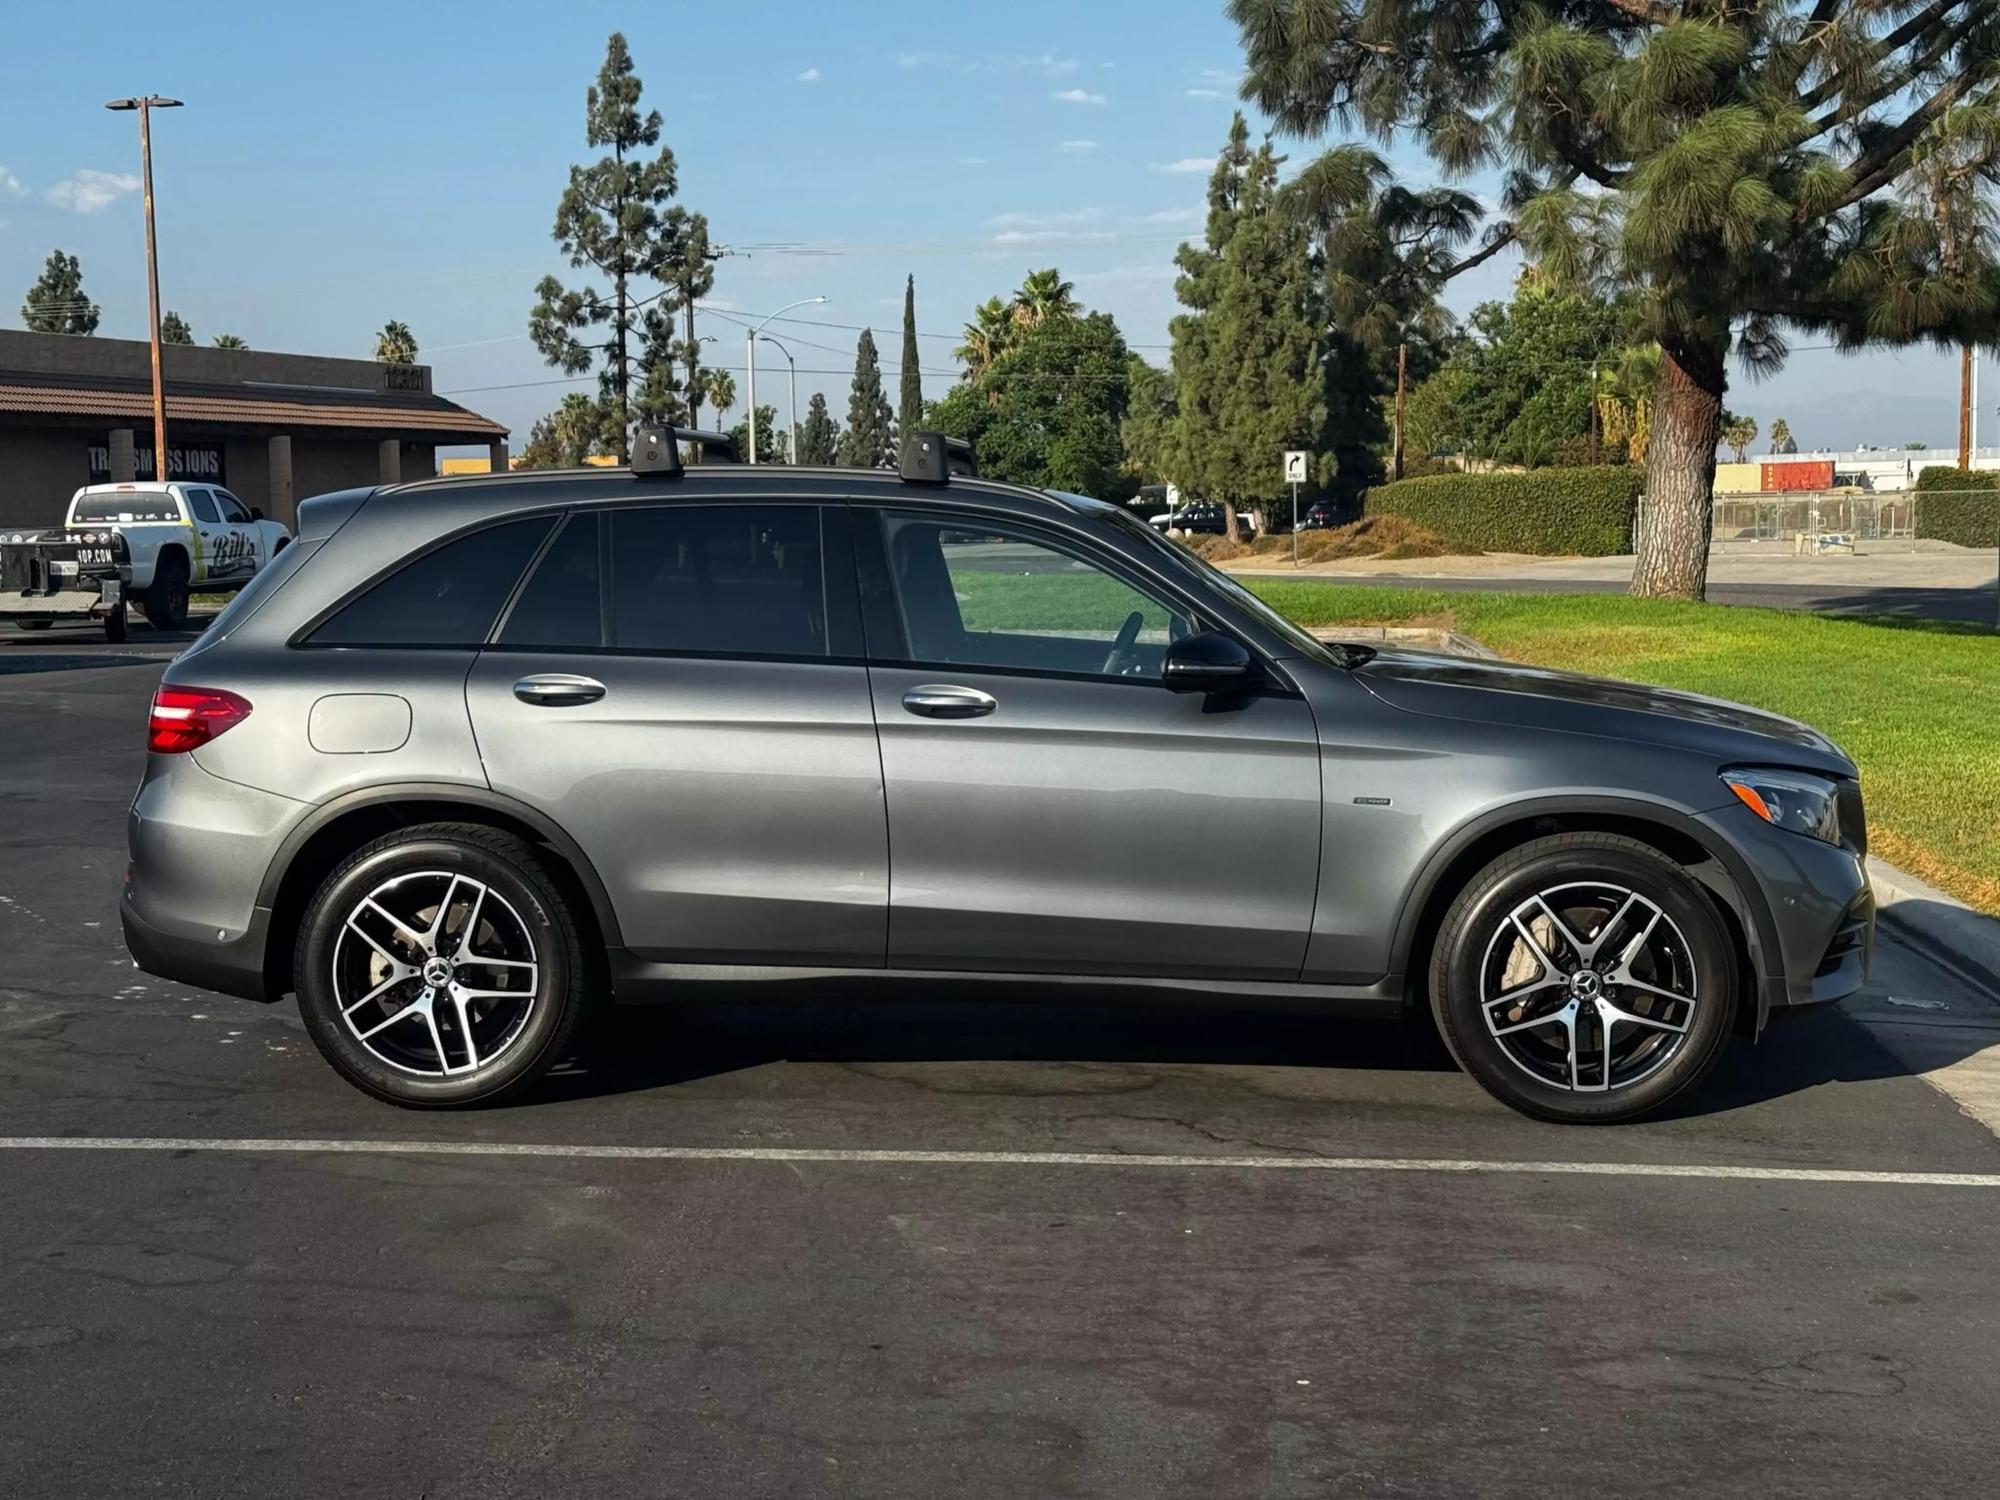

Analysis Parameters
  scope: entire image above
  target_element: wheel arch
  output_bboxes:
[148,541,190,589]
[259,783,622,1000]
[1393,796,1778,1037]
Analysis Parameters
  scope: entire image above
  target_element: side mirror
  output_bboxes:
[249,507,264,521]
[1162,630,1254,694]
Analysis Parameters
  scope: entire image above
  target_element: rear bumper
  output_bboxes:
[121,893,274,1002]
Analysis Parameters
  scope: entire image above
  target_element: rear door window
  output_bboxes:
[497,512,603,649]
[608,505,826,657]
[185,488,221,524]
[307,516,555,647]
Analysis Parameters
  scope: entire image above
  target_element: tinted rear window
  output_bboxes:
[71,493,177,524]
[308,516,554,648]
[498,512,602,649]
[610,505,825,656]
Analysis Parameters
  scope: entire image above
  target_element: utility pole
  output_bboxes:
[106,95,182,483]
[1588,361,1601,464]
[1392,342,1407,481]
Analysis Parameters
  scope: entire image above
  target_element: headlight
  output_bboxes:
[1722,767,1844,844]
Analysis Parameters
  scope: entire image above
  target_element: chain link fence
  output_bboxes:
[1711,491,1920,546]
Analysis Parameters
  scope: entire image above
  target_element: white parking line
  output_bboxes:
[3,1136,2000,1188]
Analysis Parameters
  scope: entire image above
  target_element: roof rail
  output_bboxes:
[632,424,742,478]
[899,430,977,485]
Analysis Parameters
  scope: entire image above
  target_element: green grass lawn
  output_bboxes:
[1247,582,2000,915]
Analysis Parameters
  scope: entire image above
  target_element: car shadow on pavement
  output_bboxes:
[523,988,1956,1118]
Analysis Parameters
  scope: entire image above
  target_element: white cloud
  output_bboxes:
[0,166,24,199]
[1184,87,1224,99]
[1058,139,1100,155]
[1134,205,1203,224]
[1051,88,1107,106]
[46,169,141,214]
[958,156,990,166]
[1195,66,1242,87]
[989,228,1117,247]
[1074,263,1178,289]
[1036,53,1079,74]
[796,67,821,83]
[895,49,956,68]
[1151,157,1211,175]
[987,208,1103,229]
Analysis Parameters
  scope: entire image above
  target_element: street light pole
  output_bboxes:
[106,95,182,483]
[760,336,798,462]
[746,296,827,463]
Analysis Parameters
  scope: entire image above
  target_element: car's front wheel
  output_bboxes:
[294,823,591,1107]
[1429,833,1739,1124]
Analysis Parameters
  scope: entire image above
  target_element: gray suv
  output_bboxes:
[123,429,1873,1123]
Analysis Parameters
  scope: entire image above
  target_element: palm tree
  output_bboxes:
[1768,418,1796,455]
[212,334,248,350]
[1009,268,1077,332]
[955,297,1014,379]
[1720,412,1759,464]
[698,368,736,424]
[374,319,418,363]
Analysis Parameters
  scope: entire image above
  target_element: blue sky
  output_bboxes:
[0,0,1971,452]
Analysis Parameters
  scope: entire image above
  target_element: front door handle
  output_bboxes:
[513,673,606,707]
[902,684,996,719]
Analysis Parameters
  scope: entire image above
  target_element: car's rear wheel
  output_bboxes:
[102,601,127,643]
[18,619,52,631]
[143,554,189,630]
[294,823,591,1107]
[1429,833,1738,1124]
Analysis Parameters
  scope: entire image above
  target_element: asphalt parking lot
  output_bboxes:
[5,626,2000,1497]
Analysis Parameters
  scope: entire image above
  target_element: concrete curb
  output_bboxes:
[1869,859,2000,998]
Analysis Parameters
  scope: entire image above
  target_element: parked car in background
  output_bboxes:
[2,481,291,639]
[1298,502,1340,531]
[1147,499,1231,535]
[124,428,1873,1125]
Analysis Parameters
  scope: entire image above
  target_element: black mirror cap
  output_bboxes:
[1162,630,1254,693]
[249,507,264,521]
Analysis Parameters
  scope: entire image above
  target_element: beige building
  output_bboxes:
[0,329,507,530]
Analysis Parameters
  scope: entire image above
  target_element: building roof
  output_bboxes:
[0,367,505,440]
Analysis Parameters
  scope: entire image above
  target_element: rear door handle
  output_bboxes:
[513,673,606,707]
[902,684,996,719]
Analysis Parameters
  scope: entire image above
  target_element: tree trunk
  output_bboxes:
[1221,500,1241,543]
[1629,335,1725,601]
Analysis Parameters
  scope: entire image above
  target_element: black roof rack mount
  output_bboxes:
[632,424,741,478]
[899,430,976,485]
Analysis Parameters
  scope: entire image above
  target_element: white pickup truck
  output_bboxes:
[1,481,292,640]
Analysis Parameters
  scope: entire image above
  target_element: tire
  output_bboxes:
[18,619,52,631]
[143,553,190,630]
[294,822,593,1107]
[102,602,128,643]
[1429,833,1738,1124]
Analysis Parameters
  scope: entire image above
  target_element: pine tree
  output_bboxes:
[840,329,895,467]
[1234,0,2000,600]
[374,320,418,363]
[641,211,717,427]
[727,404,787,463]
[159,311,193,345]
[898,274,924,440]
[529,33,697,461]
[798,391,840,464]
[21,250,98,335]
[1167,114,1328,538]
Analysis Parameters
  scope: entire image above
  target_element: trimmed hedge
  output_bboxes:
[1362,466,1640,556]
[1913,465,2000,549]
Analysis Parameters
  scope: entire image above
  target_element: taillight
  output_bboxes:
[148,686,252,754]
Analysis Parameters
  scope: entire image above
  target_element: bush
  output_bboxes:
[1177,515,1460,564]
[1362,466,1640,556]
[1913,466,2000,548]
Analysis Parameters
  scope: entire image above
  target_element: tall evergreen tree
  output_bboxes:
[840,328,895,467]
[726,403,787,463]
[641,209,717,428]
[1166,114,1328,538]
[1235,0,2000,599]
[898,274,924,439]
[798,391,841,464]
[529,33,697,461]
[159,311,193,345]
[374,320,418,363]
[21,250,98,335]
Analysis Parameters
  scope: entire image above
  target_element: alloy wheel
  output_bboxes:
[1478,881,1699,1093]
[331,870,540,1077]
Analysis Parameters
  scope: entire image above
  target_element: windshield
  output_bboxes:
[1072,497,1341,665]
[71,493,178,524]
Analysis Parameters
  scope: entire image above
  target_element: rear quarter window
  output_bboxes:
[306,516,555,648]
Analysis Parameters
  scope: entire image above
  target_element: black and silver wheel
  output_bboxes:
[1430,833,1737,1123]
[295,823,590,1107]
[143,553,189,630]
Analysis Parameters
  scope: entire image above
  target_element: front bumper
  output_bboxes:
[1695,802,1874,1020]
